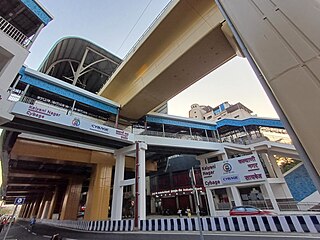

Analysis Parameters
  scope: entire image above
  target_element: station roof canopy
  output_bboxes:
[38,37,122,94]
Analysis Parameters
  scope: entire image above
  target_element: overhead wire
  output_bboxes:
[116,0,153,55]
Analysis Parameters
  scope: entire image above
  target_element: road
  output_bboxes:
[0,220,318,240]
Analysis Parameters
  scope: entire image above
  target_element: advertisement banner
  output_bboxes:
[200,154,266,188]
[11,101,134,143]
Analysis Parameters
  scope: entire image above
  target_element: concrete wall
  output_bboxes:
[0,31,29,124]
[220,0,320,175]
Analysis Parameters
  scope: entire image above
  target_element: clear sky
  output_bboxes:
[27,0,278,119]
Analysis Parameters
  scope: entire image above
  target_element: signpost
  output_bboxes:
[3,197,25,240]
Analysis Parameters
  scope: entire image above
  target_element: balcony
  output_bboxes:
[0,16,32,48]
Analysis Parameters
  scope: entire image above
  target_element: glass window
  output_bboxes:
[234,207,245,212]
[245,207,259,212]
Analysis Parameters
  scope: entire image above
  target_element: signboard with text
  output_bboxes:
[11,102,134,143]
[200,154,266,188]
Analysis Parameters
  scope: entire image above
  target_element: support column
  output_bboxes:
[260,153,276,178]
[175,196,179,210]
[136,142,147,220]
[19,204,27,218]
[60,178,83,220]
[189,194,194,213]
[268,154,284,178]
[264,181,280,213]
[85,162,113,220]
[31,197,42,218]
[26,201,35,218]
[37,193,49,219]
[230,186,242,206]
[47,188,58,219]
[206,188,216,216]
[111,154,125,220]
[22,203,31,218]
[41,201,51,219]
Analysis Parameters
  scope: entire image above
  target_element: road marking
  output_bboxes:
[43,235,52,238]
[31,232,37,235]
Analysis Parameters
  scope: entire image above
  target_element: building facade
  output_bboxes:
[189,102,253,121]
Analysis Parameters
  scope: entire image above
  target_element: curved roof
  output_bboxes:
[38,37,122,93]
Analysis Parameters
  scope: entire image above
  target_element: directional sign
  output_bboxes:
[14,197,25,205]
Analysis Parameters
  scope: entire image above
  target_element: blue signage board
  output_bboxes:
[14,197,25,205]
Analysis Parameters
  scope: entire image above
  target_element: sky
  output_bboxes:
[26,0,278,119]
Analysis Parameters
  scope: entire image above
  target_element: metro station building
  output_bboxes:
[0,0,319,223]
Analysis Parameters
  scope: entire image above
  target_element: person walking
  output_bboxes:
[0,218,5,232]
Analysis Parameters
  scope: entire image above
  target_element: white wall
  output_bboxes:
[0,31,29,124]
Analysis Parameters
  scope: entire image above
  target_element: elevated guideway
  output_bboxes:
[98,0,238,120]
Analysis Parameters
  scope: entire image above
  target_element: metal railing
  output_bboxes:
[278,201,320,212]
[139,130,218,142]
[0,16,32,48]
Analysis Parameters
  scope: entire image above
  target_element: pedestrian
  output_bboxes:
[177,208,182,217]
[186,208,191,218]
[0,219,5,232]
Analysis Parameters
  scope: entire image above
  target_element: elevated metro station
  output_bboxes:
[0,0,319,225]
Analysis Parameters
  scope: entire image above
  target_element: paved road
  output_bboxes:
[0,220,319,240]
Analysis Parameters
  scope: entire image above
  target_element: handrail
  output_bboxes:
[139,129,218,142]
[0,16,32,48]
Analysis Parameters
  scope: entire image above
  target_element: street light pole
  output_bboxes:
[189,167,204,240]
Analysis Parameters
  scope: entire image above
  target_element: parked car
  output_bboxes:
[229,206,276,216]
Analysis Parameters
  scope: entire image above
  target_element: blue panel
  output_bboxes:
[146,116,217,130]
[285,165,316,201]
[213,109,220,115]
[216,118,284,129]
[20,0,52,25]
[219,103,225,111]
[20,75,119,115]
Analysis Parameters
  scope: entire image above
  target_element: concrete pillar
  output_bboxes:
[264,181,280,213]
[26,202,35,218]
[41,201,50,219]
[189,194,194,213]
[260,153,276,178]
[37,193,49,219]
[206,188,216,216]
[84,162,113,220]
[19,204,26,218]
[268,154,284,178]
[111,154,125,220]
[230,186,242,206]
[219,0,320,189]
[47,188,58,219]
[137,143,147,220]
[60,178,83,220]
[31,197,42,218]
[175,196,179,210]
[22,203,30,218]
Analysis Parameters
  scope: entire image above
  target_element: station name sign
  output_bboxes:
[11,102,134,143]
[200,154,266,188]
